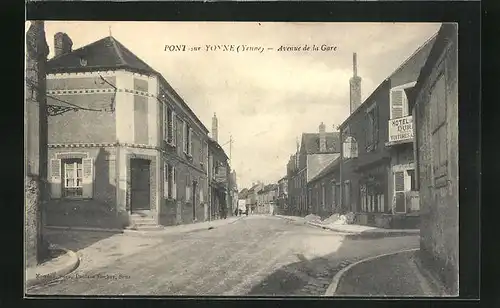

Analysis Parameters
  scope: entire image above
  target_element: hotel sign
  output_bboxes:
[388,115,413,143]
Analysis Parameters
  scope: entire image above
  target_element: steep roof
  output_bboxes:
[47,35,209,134]
[301,132,340,154]
[339,31,438,130]
[307,153,340,183]
[208,137,229,161]
[47,36,156,74]
[409,24,457,111]
[309,156,341,183]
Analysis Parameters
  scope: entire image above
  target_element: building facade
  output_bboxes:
[277,176,288,215]
[287,124,340,216]
[307,158,341,218]
[409,23,459,295]
[25,21,50,267]
[338,38,436,229]
[208,135,231,220]
[45,33,212,229]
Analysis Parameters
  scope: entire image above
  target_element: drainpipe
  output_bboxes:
[339,129,343,213]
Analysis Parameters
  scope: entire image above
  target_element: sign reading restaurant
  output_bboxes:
[388,115,413,143]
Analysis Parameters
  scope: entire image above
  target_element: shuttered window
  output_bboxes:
[50,159,62,198]
[394,171,405,192]
[188,128,193,156]
[394,171,406,213]
[390,82,415,119]
[391,89,404,119]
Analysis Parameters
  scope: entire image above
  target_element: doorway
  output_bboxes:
[130,158,151,212]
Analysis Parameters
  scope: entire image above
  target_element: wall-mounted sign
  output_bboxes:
[215,166,227,183]
[388,115,413,143]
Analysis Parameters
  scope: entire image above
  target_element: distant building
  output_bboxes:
[287,123,340,216]
[408,23,458,295]
[307,157,341,218]
[207,114,230,219]
[256,184,278,214]
[277,176,288,215]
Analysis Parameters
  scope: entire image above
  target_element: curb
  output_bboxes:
[45,225,125,233]
[307,222,419,239]
[323,248,419,296]
[26,245,80,289]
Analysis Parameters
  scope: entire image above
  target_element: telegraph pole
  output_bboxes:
[229,135,233,166]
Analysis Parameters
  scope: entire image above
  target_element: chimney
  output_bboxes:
[319,122,326,152]
[54,32,73,57]
[212,112,218,142]
[349,52,362,114]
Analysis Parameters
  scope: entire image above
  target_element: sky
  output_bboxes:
[39,21,440,190]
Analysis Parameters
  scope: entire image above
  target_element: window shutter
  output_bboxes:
[163,104,167,141]
[50,159,62,198]
[391,89,404,119]
[172,112,177,145]
[172,167,177,199]
[374,106,379,145]
[82,158,93,198]
[183,121,187,153]
[189,128,193,156]
[164,163,168,198]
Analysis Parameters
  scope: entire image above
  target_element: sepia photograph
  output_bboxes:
[25,21,459,297]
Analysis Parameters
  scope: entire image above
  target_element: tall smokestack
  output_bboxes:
[212,113,218,142]
[319,122,326,152]
[349,52,362,114]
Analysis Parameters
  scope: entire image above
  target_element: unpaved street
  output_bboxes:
[27,216,419,296]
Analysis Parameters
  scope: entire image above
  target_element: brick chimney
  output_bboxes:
[349,52,362,114]
[211,112,218,142]
[319,122,326,152]
[54,32,73,57]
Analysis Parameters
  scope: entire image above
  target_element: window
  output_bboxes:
[365,105,379,151]
[163,106,176,145]
[186,179,192,202]
[430,73,448,187]
[183,121,192,156]
[164,163,176,199]
[50,157,93,199]
[183,121,188,153]
[394,171,406,213]
[390,82,416,119]
[63,159,83,197]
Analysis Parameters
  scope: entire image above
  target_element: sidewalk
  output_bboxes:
[276,215,419,238]
[46,215,246,237]
[25,245,80,289]
[332,249,446,296]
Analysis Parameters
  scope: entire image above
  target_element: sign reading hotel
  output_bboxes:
[388,115,413,143]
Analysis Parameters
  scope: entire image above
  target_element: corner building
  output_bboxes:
[45,33,210,228]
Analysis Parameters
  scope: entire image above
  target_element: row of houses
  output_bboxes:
[239,182,278,214]
[31,30,238,231]
[282,23,459,294]
[284,31,437,229]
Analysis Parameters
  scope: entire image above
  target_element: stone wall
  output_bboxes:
[414,27,459,295]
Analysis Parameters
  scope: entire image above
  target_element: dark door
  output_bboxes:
[130,158,151,211]
[192,181,197,220]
